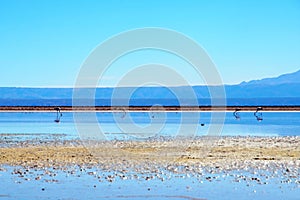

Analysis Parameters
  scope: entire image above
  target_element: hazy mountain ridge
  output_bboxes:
[239,70,300,86]
[1,69,299,99]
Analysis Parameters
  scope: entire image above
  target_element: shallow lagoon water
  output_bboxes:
[0,111,299,200]
[1,165,299,200]
[0,112,299,139]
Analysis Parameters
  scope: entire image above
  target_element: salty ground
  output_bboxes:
[0,135,299,200]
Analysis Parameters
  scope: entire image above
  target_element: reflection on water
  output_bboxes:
[254,107,263,121]
[1,166,299,200]
[233,108,241,120]
[0,112,299,140]
[54,107,62,123]
[0,112,299,200]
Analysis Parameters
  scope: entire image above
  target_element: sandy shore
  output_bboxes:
[1,136,299,173]
[1,106,300,112]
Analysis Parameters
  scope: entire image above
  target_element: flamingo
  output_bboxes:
[54,107,62,123]
[233,107,241,120]
[254,107,263,121]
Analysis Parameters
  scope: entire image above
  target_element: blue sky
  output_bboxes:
[0,0,299,87]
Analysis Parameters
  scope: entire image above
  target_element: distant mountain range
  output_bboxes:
[239,70,300,86]
[226,69,300,98]
[1,69,300,100]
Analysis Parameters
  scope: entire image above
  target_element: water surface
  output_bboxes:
[0,112,299,140]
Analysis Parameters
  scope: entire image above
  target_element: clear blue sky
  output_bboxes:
[0,0,299,87]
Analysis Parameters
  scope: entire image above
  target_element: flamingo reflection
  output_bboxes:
[254,107,263,121]
[54,107,62,123]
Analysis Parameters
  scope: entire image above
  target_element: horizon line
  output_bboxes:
[0,84,232,88]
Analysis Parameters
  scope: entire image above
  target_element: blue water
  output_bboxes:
[0,111,299,139]
[1,112,299,200]
[1,166,299,200]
